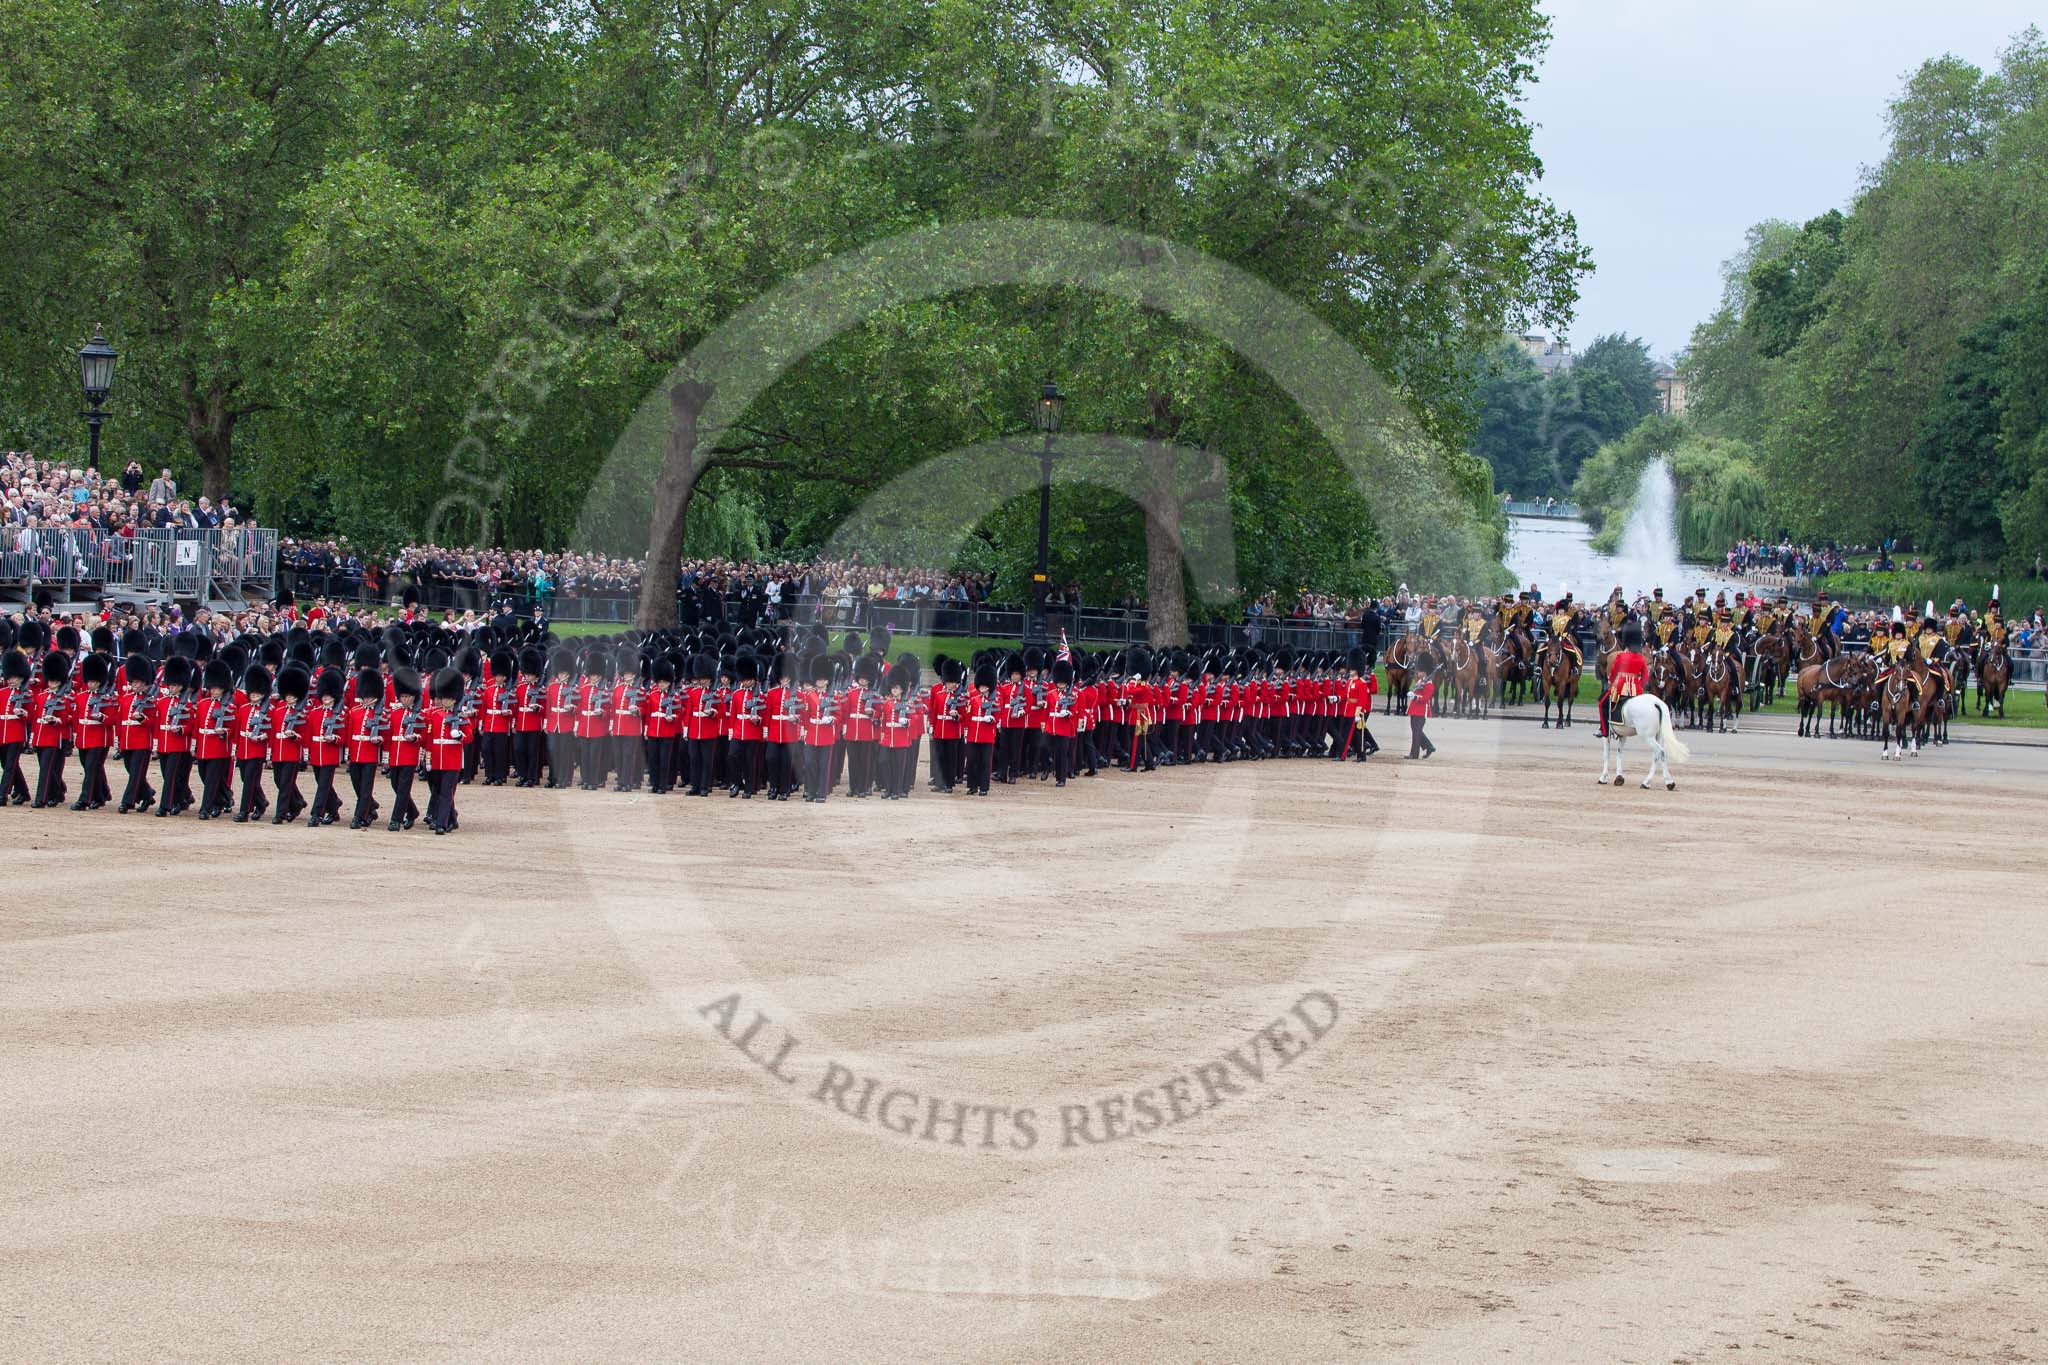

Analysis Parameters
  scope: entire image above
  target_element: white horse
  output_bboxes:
[1597,693,1691,790]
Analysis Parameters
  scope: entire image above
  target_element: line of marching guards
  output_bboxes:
[0,619,1395,835]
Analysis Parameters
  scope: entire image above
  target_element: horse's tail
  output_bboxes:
[1657,699,1690,764]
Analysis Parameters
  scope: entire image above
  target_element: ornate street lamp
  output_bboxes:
[78,327,118,473]
[1025,379,1064,648]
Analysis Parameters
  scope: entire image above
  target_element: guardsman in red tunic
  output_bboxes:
[798,654,838,803]
[191,659,237,819]
[1024,655,1052,780]
[962,663,998,795]
[681,654,721,797]
[477,650,515,786]
[925,656,964,794]
[1044,658,1079,786]
[0,647,32,805]
[268,665,312,824]
[424,666,469,834]
[113,655,158,813]
[544,652,576,789]
[152,655,197,817]
[837,655,880,797]
[993,655,1027,784]
[1406,674,1437,760]
[304,668,347,827]
[29,650,73,809]
[231,664,275,822]
[1338,649,1379,761]
[723,653,765,799]
[572,656,610,790]
[641,656,681,795]
[382,668,425,831]
[513,647,547,787]
[71,653,116,810]
[1117,659,1150,772]
[345,667,387,829]
[760,654,800,801]
[875,659,920,799]
[610,655,646,792]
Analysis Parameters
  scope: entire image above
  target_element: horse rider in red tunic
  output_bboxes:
[1601,622,1650,737]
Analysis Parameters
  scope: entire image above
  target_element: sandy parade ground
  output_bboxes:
[6,714,2047,1362]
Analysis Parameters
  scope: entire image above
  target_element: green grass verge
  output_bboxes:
[1815,569,2048,619]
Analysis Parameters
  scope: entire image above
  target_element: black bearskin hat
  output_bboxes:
[401,584,420,608]
[1051,658,1075,686]
[1003,652,1025,680]
[430,666,467,704]
[355,668,383,701]
[651,656,677,685]
[1,649,27,683]
[390,666,423,701]
[852,654,881,688]
[519,646,546,677]
[277,665,311,701]
[805,653,833,684]
[160,656,194,690]
[81,653,113,688]
[20,620,47,654]
[123,655,155,686]
[41,650,72,684]
[202,659,234,693]
[734,653,760,683]
[885,660,917,694]
[1621,622,1645,650]
[317,668,345,703]
[489,648,513,680]
[90,625,115,654]
[55,624,81,652]
[242,664,274,699]
[972,663,996,690]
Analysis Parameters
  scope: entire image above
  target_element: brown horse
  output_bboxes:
[1797,654,1863,737]
[1876,658,1920,759]
[1382,634,1436,715]
[1978,640,2011,716]
[1647,652,1683,711]
[1439,634,1485,717]
[1747,626,1791,707]
[1494,629,1535,706]
[1540,634,1581,729]
[1699,647,1742,733]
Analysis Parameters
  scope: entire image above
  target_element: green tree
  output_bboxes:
[1913,314,2017,565]
[1466,344,1557,496]
[1744,210,1847,359]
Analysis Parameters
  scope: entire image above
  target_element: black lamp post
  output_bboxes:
[78,327,118,474]
[1025,378,1064,648]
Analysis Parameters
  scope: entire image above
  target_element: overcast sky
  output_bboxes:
[1522,1,2041,360]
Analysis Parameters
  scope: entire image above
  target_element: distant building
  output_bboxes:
[1512,333,1575,376]
[1655,364,1689,415]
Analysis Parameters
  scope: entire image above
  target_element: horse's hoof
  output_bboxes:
[1639,779,1652,789]
[1612,776,1625,787]
[1665,782,1676,791]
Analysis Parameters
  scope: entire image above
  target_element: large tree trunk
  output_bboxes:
[1141,389,1189,647]
[635,377,716,631]
[185,379,235,503]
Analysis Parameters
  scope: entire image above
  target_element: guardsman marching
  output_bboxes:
[0,646,33,805]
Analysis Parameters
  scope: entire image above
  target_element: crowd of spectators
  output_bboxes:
[1724,538,1850,579]
[2,452,253,542]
